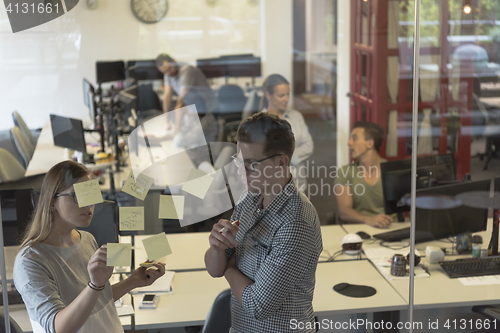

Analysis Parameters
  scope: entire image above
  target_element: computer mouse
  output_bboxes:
[356,231,371,240]
[333,282,350,292]
[472,235,483,244]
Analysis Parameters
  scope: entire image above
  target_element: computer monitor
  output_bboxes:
[50,114,86,153]
[127,60,164,81]
[83,78,97,122]
[414,179,490,241]
[381,154,456,215]
[96,60,126,84]
[77,200,119,247]
[0,189,37,246]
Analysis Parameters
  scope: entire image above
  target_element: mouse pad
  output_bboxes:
[333,282,377,298]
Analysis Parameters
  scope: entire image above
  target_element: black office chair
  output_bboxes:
[0,312,24,333]
[472,305,500,332]
[136,83,163,124]
[201,289,232,333]
[215,85,246,123]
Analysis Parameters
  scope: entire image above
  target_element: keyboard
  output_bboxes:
[373,227,433,243]
[439,257,500,278]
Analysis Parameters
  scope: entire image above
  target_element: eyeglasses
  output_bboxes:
[56,192,78,205]
[231,153,282,172]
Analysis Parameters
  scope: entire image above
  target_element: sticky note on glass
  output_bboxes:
[73,179,103,207]
[122,172,154,201]
[181,170,214,200]
[159,195,184,219]
[107,243,132,267]
[142,232,172,260]
[119,207,144,231]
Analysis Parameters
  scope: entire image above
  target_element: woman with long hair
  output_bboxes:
[14,160,165,333]
[260,74,314,191]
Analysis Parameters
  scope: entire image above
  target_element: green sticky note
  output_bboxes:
[73,179,103,207]
[107,243,132,267]
[159,195,184,219]
[122,172,154,201]
[182,171,214,200]
[119,207,145,231]
[142,232,172,260]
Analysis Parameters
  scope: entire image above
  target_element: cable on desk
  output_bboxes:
[379,240,410,250]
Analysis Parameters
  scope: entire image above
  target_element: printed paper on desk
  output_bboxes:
[142,232,172,260]
[130,270,175,294]
[122,172,154,201]
[74,179,103,207]
[159,195,184,219]
[107,243,132,267]
[119,207,144,231]
[181,171,214,199]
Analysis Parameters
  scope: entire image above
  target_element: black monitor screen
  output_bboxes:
[50,114,86,152]
[96,61,126,84]
[414,179,490,241]
[381,154,456,215]
[127,60,164,81]
[83,78,96,121]
[0,189,36,246]
[77,200,119,247]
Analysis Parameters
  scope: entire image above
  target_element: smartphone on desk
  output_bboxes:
[139,294,159,309]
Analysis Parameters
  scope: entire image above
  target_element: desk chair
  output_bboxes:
[201,289,231,333]
[215,85,246,123]
[0,148,25,183]
[9,126,34,169]
[472,305,500,332]
[0,312,24,333]
[11,111,36,146]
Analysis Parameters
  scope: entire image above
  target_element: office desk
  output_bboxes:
[25,122,105,177]
[134,225,353,272]
[133,270,229,329]
[313,261,407,316]
[388,260,500,309]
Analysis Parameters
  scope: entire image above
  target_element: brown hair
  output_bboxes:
[259,74,290,110]
[237,112,295,163]
[19,160,90,248]
[353,121,385,153]
[155,53,174,67]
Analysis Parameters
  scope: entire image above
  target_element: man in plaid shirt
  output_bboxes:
[205,113,322,332]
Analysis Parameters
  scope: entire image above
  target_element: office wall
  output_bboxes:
[0,0,260,130]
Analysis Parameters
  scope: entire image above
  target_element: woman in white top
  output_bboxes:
[260,74,314,191]
[14,160,165,333]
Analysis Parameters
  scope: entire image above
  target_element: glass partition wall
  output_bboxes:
[1,0,500,332]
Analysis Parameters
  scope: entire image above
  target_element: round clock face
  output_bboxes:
[131,0,169,24]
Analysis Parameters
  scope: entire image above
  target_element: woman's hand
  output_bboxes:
[87,245,114,287]
[129,261,166,289]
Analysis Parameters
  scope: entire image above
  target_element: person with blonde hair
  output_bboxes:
[14,160,165,333]
[260,74,313,191]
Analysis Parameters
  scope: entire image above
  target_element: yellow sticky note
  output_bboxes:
[119,207,144,231]
[142,232,172,260]
[122,172,154,201]
[159,195,184,220]
[73,179,103,207]
[182,172,214,199]
[107,243,132,267]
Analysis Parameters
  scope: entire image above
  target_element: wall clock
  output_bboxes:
[131,0,169,24]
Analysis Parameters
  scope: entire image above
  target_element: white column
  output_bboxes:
[260,0,293,88]
[336,0,351,167]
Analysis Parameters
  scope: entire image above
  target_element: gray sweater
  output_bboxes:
[13,231,123,333]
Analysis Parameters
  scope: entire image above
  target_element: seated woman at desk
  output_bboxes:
[260,74,314,191]
[13,160,165,333]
